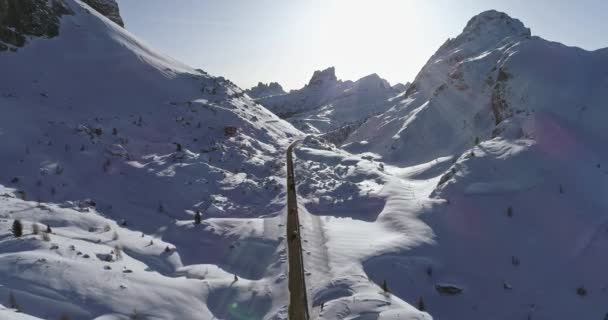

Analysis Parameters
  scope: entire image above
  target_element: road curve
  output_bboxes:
[286,140,310,320]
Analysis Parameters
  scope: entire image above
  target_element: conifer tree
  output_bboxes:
[194,210,202,225]
[11,219,23,237]
[417,296,426,311]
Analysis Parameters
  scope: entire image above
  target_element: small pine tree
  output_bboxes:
[45,224,52,233]
[164,246,171,253]
[474,137,480,145]
[234,274,238,282]
[12,220,23,237]
[194,210,202,225]
[381,280,389,293]
[417,296,426,311]
[130,309,141,320]
[8,291,18,310]
[32,223,40,235]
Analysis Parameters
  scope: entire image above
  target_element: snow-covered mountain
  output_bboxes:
[295,10,608,320]
[0,1,302,319]
[245,82,286,99]
[252,67,403,134]
[3,3,607,320]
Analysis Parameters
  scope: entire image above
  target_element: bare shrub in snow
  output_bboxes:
[576,286,587,297]
[511,256,520,266]
[114,245,123,260]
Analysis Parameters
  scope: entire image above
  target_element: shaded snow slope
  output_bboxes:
[254,67,402,134]
[0,0,301,318]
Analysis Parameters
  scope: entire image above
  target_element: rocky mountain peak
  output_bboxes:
[434,10,530,58]
[462,10,530,39]
[308,67,338,86]
[246,81,286,99]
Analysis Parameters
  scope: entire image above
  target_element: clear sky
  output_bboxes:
[119,0,607,90]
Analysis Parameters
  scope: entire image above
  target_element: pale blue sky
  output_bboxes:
[119,0,607,90]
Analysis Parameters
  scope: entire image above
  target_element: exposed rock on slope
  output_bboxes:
[82,0,123,27]
[0,0,72,50]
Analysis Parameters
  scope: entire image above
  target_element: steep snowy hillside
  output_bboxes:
[294,10,608,320]
[253,67,402,134]
[345,10,608,166]
[245,82,286,99]
[0,1,302,319]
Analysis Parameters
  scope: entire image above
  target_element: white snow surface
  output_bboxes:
[3,5,608,320]
[291,9,608,320]
[0,1,302,319]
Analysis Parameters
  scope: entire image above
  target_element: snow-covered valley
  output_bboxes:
[1,2,607,320]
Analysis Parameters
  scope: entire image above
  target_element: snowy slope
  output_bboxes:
[0,1,302,319]
[345,10,608,166]
[253,67,402,134]
[294,10,608,320]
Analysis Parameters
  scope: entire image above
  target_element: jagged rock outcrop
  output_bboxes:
[307,66,338,86]
[82,0,124,27]
[0,0,72,50]
[391,82,411,93]
[245,82,286,99]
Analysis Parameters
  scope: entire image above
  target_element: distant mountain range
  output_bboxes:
[248,66,409,134]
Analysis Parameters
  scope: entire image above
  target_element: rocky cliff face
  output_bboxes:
[307,66,339,86]
[0,0,124,51]
[0,0,72,50]
[82,0,124,27]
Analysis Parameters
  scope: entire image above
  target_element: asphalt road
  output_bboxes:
[286,140,310,320]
